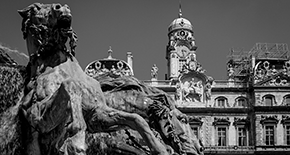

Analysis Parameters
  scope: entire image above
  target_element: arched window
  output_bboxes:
[215,96,228,108]
[283,95,290,106]
[263,95,275,106]
[235,97,247,107]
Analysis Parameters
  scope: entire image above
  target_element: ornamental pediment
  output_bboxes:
[85,59,133,78]
[188,116,203,126]
[260,115,279,125]
[213,117,230,126]
[168,30,197,51]
[254,72,290,87]
[233,117,249,126]
[281,115,290,124]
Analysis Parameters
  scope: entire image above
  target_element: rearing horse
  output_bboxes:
[18,3,204,155]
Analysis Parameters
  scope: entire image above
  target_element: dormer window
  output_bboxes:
[234,97,247,107]
[283,95,290,106]
[263,95,275,106]
[215,97,227,108]
[218,98,225,107]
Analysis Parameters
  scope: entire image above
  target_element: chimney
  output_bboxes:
[127,51,133,70]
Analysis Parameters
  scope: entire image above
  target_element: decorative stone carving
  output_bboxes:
[151,64,158,80]
[233,117,249,126]
[260,115,279,125]
[188,116,203,126]
[255,116,264,145]
[85,60,133,78]
[281,115,290,124]
[180,78,203,102]
[213,117,230,126]
[227,63,234,80]
[204,116,211,146]
[204,77,213,101]
[168,30,197,52]
[254,60,290,85]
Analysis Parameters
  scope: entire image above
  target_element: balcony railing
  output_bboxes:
[142,80,174,87]
[205,145,255,152]
[213,80,249,88]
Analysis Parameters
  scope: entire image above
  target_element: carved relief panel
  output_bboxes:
[168,30,196,51]
[178,72,206,103]
[85,60,133,78]
[254,60,290,85]
[180,77,203,102]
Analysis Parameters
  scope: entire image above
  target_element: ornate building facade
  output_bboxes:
[85,7,290,155]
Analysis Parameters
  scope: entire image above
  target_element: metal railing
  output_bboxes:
[213,80,249,88]
[205,145,255,152]
[142,80,174,87]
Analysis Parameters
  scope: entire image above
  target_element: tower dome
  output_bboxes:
[168,17,193,33]
[168,5,193,33]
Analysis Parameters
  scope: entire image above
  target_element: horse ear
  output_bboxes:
[18,8,29,19]
[18,3,37,19]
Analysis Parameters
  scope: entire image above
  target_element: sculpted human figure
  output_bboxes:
[151,64,158,79]
[18,3,204,155]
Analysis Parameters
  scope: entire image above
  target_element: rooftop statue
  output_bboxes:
[17,3,203,155]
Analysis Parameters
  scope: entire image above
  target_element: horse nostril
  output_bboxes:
[200,146,204,152]
[55,4,61,10]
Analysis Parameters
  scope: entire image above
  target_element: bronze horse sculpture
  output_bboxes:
[18,3,204,155]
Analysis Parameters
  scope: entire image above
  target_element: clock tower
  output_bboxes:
[166,5,197,80]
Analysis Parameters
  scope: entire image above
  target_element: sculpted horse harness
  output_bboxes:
[18,3,204,155]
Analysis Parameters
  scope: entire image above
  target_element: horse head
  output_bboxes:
[18,3,77,78]
[18,3,76,61]
[148,94,204,155]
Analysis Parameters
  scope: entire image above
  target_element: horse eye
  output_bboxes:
[180,118,186,123]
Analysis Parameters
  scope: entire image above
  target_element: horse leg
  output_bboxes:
[84,106,169,155]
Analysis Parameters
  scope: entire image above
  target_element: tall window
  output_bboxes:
[217,127,227,146]
[286,126,290,145]
[237,127,247,146]
[191,126,199,138]
[265,125,275,145]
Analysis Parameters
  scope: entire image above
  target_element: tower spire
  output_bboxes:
[107,46,113,59]
[178,0,182,18]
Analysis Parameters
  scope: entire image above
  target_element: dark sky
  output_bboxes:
[1,0,290,80]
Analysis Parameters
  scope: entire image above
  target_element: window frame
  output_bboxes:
[262,95,276,106]
[236,125,248,146]
[285,125,290,145]
[189,116,203,139]
[213,117,230,147]
[234,97,248,108]
[215,96,228,108]
[264,124,276,146]
[216,126,228,146]
[283,95,290,106]
[190,125,200,139]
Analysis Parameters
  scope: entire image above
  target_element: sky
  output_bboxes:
[0,0,290,80]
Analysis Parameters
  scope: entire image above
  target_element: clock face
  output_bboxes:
[177,49,188,58]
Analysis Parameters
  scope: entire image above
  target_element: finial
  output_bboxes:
[178,0,182,18]
[108,46,113,59]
